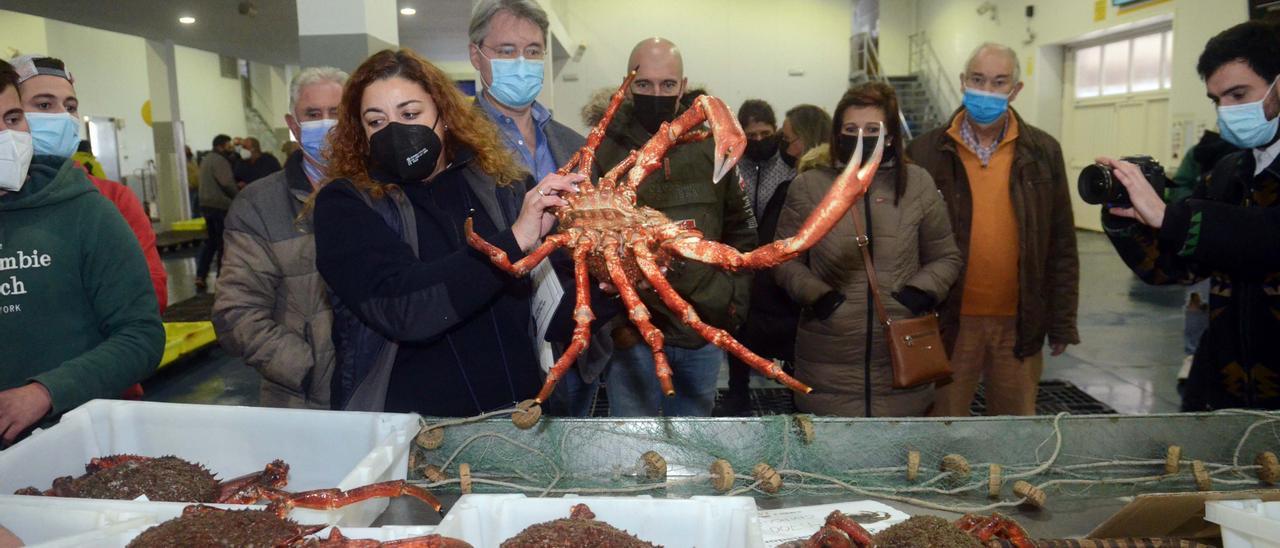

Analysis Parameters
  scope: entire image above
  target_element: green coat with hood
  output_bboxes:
[0,155,163,418]
[592,102,758,349]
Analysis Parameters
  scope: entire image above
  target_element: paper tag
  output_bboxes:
[529,260,565,374]
[757,500,909,545]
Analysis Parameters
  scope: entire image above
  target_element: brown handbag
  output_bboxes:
[849,203,953,389]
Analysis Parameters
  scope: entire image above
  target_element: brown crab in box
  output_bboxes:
[126,485,462,547]
[467,71,885,402]
[16,454,292,502]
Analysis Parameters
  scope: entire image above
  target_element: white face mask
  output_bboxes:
[0,129,35,192]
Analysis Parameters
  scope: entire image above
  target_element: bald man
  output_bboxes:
[592,37,758,417]
[908,42,1079,417]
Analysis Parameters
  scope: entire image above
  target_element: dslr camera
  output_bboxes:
[1077,155,1167,206]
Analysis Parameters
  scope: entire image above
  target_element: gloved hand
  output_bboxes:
[892,286,936,316]
[811,291,846,320]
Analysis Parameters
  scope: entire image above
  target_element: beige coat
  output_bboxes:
[774,148,961,417]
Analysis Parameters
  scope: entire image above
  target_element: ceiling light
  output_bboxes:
[400,7,416,15]
[179,16,196,24]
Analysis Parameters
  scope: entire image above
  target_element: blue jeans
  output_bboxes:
[548,369,599,417]
[606,342,723,417]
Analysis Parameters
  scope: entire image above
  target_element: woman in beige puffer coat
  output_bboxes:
[774,83,962,417]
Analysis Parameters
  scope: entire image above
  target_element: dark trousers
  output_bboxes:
[196,207,227,279]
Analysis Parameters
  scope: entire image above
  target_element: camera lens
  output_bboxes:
[1077,164,1115,205]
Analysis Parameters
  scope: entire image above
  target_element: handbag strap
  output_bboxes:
[849,199,892,327]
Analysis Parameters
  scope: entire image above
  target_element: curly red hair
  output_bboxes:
[323,48,524,197]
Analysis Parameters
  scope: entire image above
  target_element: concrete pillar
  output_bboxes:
[144,39,190,223]
[296,0,399,73]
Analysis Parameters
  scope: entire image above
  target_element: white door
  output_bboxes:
[1061,28,1174,232]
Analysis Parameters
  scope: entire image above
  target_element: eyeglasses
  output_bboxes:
[481,43,545,60]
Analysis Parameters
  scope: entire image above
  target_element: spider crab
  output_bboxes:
[16,455,291,502]
[501,503,656,547]
[126,483,458,547]
[797,511,1034,548]
[466,71,885,403]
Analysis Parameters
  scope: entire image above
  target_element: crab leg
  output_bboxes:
[217,459,289,503]
[623,95,746,191]
[263,480,442,517]
[533,241,596,404]
[661,131,884,270]
[822,511,876,546]
[631,239,812,394]
[465,219,570,277]
[603,240,675,396]
[560,70,637,180]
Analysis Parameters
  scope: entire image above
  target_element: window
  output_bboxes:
[1074,29,1173,99]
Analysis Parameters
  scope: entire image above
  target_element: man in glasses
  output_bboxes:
[468,0,614,417]
[909,42,1079,417]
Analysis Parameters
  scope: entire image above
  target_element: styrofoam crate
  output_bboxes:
[1206,499,1280,548]
[434,494,763,548]
[0,495,264,546]
[32,521,438,548]
[0,400,422,526]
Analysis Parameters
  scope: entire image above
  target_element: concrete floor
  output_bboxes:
[146,230,1189,414]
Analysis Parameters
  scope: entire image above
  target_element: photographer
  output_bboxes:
[1098,21,1280,411]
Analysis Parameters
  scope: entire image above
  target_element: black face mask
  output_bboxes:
[836,134,892,167]
[369,121,442,183]
[632,93,680,134]
[745,134,780,162]
[779,145,798,168]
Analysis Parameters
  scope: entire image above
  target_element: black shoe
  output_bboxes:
[714,391,752,417]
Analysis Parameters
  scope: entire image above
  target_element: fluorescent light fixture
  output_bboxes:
[178,16,196,24]
[400,7,416,15]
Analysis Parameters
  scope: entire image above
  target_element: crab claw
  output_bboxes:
[848,128,885,181]
[697,95,746,184]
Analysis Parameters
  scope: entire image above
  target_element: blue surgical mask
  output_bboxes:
[298,119,337,183]
[26,112,80,157]
[485,55,544,108]
[962,87,1010,126]
[1217,79,1279,149]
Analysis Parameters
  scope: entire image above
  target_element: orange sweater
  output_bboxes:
[947,115,1020,316]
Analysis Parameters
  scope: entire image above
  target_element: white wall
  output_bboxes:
[43,20,156,177]
[174,45,250,153]
[897,0,1247,134]
[546,0,853,135]
[0,10,48,58]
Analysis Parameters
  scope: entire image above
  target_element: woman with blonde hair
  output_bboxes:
[313,49,585,415]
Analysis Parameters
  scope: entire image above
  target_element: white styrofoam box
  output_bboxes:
[434,494,763,548]
[1205,499,1280,548]
[0,399,422,526]
[0,496,269,547]
[31,521,437,548]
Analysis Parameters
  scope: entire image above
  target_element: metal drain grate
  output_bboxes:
[590,379,1116,417]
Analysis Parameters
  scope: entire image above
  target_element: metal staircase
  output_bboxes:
[849,31,961,140]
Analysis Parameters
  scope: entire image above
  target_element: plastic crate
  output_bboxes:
[1205,499,1280,548]
[0,400,421,527]
[434,494,763,548]
[33,521,437,548]
[0,495,265,547]
[169,218,206,232]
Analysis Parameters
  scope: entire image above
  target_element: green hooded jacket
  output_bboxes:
[593,103,758,348]
[0,155,163,417]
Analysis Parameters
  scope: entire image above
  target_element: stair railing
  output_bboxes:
[908,31,961,126]
[850,32,913,140]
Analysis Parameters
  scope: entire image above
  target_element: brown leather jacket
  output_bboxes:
[907,109,1080,358]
